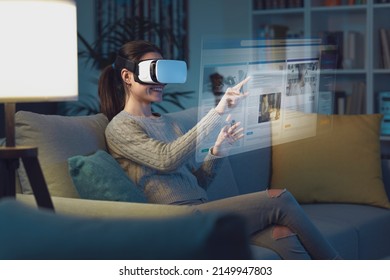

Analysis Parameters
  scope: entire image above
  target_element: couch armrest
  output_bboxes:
[2,198,252,260]
[381,140,390,201]
[381,159,390,201]
[16,194,195,219]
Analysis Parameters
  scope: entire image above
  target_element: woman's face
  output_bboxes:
[125,51,164,104]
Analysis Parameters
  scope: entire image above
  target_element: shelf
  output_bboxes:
[321,69,367,75]
[252,8,304,15]
[374,69,390,74]
[373,3,390,8]
[381,135,390,141]
[311,5,367,12]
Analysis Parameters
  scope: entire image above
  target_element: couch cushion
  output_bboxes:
[0,198,252,260]
[302,204,390,259]
[250,245,281,260]
[228,148,271,195]
[206,158,240,200]
[271,114,390,208]
[15,111,108,198]
[382,159,390,199]
[68,150,147,203]
[302,204,359,259]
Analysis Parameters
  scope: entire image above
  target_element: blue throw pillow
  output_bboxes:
[68,150,147,203]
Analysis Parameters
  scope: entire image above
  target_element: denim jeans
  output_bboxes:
[192,189,340,260]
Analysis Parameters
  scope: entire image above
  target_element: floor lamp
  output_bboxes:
[0,0,78,210]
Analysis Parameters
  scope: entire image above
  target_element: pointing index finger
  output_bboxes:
[233,76,251,91]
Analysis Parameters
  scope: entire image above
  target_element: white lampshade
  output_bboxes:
[0,0,78,102]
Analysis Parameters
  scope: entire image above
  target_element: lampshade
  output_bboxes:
[0,0,78,102]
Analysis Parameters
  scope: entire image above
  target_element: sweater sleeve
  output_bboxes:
[192,151,225,190]
[105,109,225,172]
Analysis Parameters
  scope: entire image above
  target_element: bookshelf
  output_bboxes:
[251,0,390,136]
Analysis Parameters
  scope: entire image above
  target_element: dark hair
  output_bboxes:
[98,40,162,121]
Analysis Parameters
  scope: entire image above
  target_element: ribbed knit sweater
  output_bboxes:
[105,109,226,204]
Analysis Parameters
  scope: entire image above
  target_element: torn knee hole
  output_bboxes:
[272,225,296,240]
[267,189,286,198]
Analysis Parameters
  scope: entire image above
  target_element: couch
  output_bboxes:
[5,107,390,260]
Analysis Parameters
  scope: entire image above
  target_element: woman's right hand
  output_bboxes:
[215,76,250,115]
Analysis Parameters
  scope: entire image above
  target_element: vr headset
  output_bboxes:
[114,56,187,85]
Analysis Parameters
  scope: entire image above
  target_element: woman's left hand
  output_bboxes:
[211,114,244,157]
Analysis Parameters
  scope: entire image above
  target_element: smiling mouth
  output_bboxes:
[149,86,164,92]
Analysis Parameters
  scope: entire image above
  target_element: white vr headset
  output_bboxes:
[114,56,187,85]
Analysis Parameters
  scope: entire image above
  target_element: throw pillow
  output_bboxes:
[15,111,109,198]
[270,114,390,209]
[68,150,147,203]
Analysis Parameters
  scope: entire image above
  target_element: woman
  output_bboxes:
[100,40,341,260]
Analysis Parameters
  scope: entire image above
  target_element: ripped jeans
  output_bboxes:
[192,189,340,260]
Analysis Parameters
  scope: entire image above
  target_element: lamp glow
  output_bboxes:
[0,0,78,102]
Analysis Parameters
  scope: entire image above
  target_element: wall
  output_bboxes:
[178,0,252,110]
[76,0,98,97]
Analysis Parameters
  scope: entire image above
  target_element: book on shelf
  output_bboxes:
[320,48,339,70]
[333,82,366,115]
[320,31,344,69]
[378,91,390,135]
[343,31,365,69]
[256,24,289,39]
[320,30,365,70]
[378,91,390,112]
[324,0,341,6]
[333,91,347,114]
[318,91,333,115]
[346,82,366,114]
[379,28,390,69]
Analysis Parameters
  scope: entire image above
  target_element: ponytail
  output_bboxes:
[98,65,124,121]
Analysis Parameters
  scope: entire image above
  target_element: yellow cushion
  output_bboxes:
[270,114,390,209]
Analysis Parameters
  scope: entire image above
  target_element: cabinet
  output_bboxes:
[251,0,390,137]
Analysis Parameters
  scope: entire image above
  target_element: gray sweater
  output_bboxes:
[105,109,226,204]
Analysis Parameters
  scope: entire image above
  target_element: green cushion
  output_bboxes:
[0,199,251,260]
[271,114,390,209]
[68,150,147,203]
